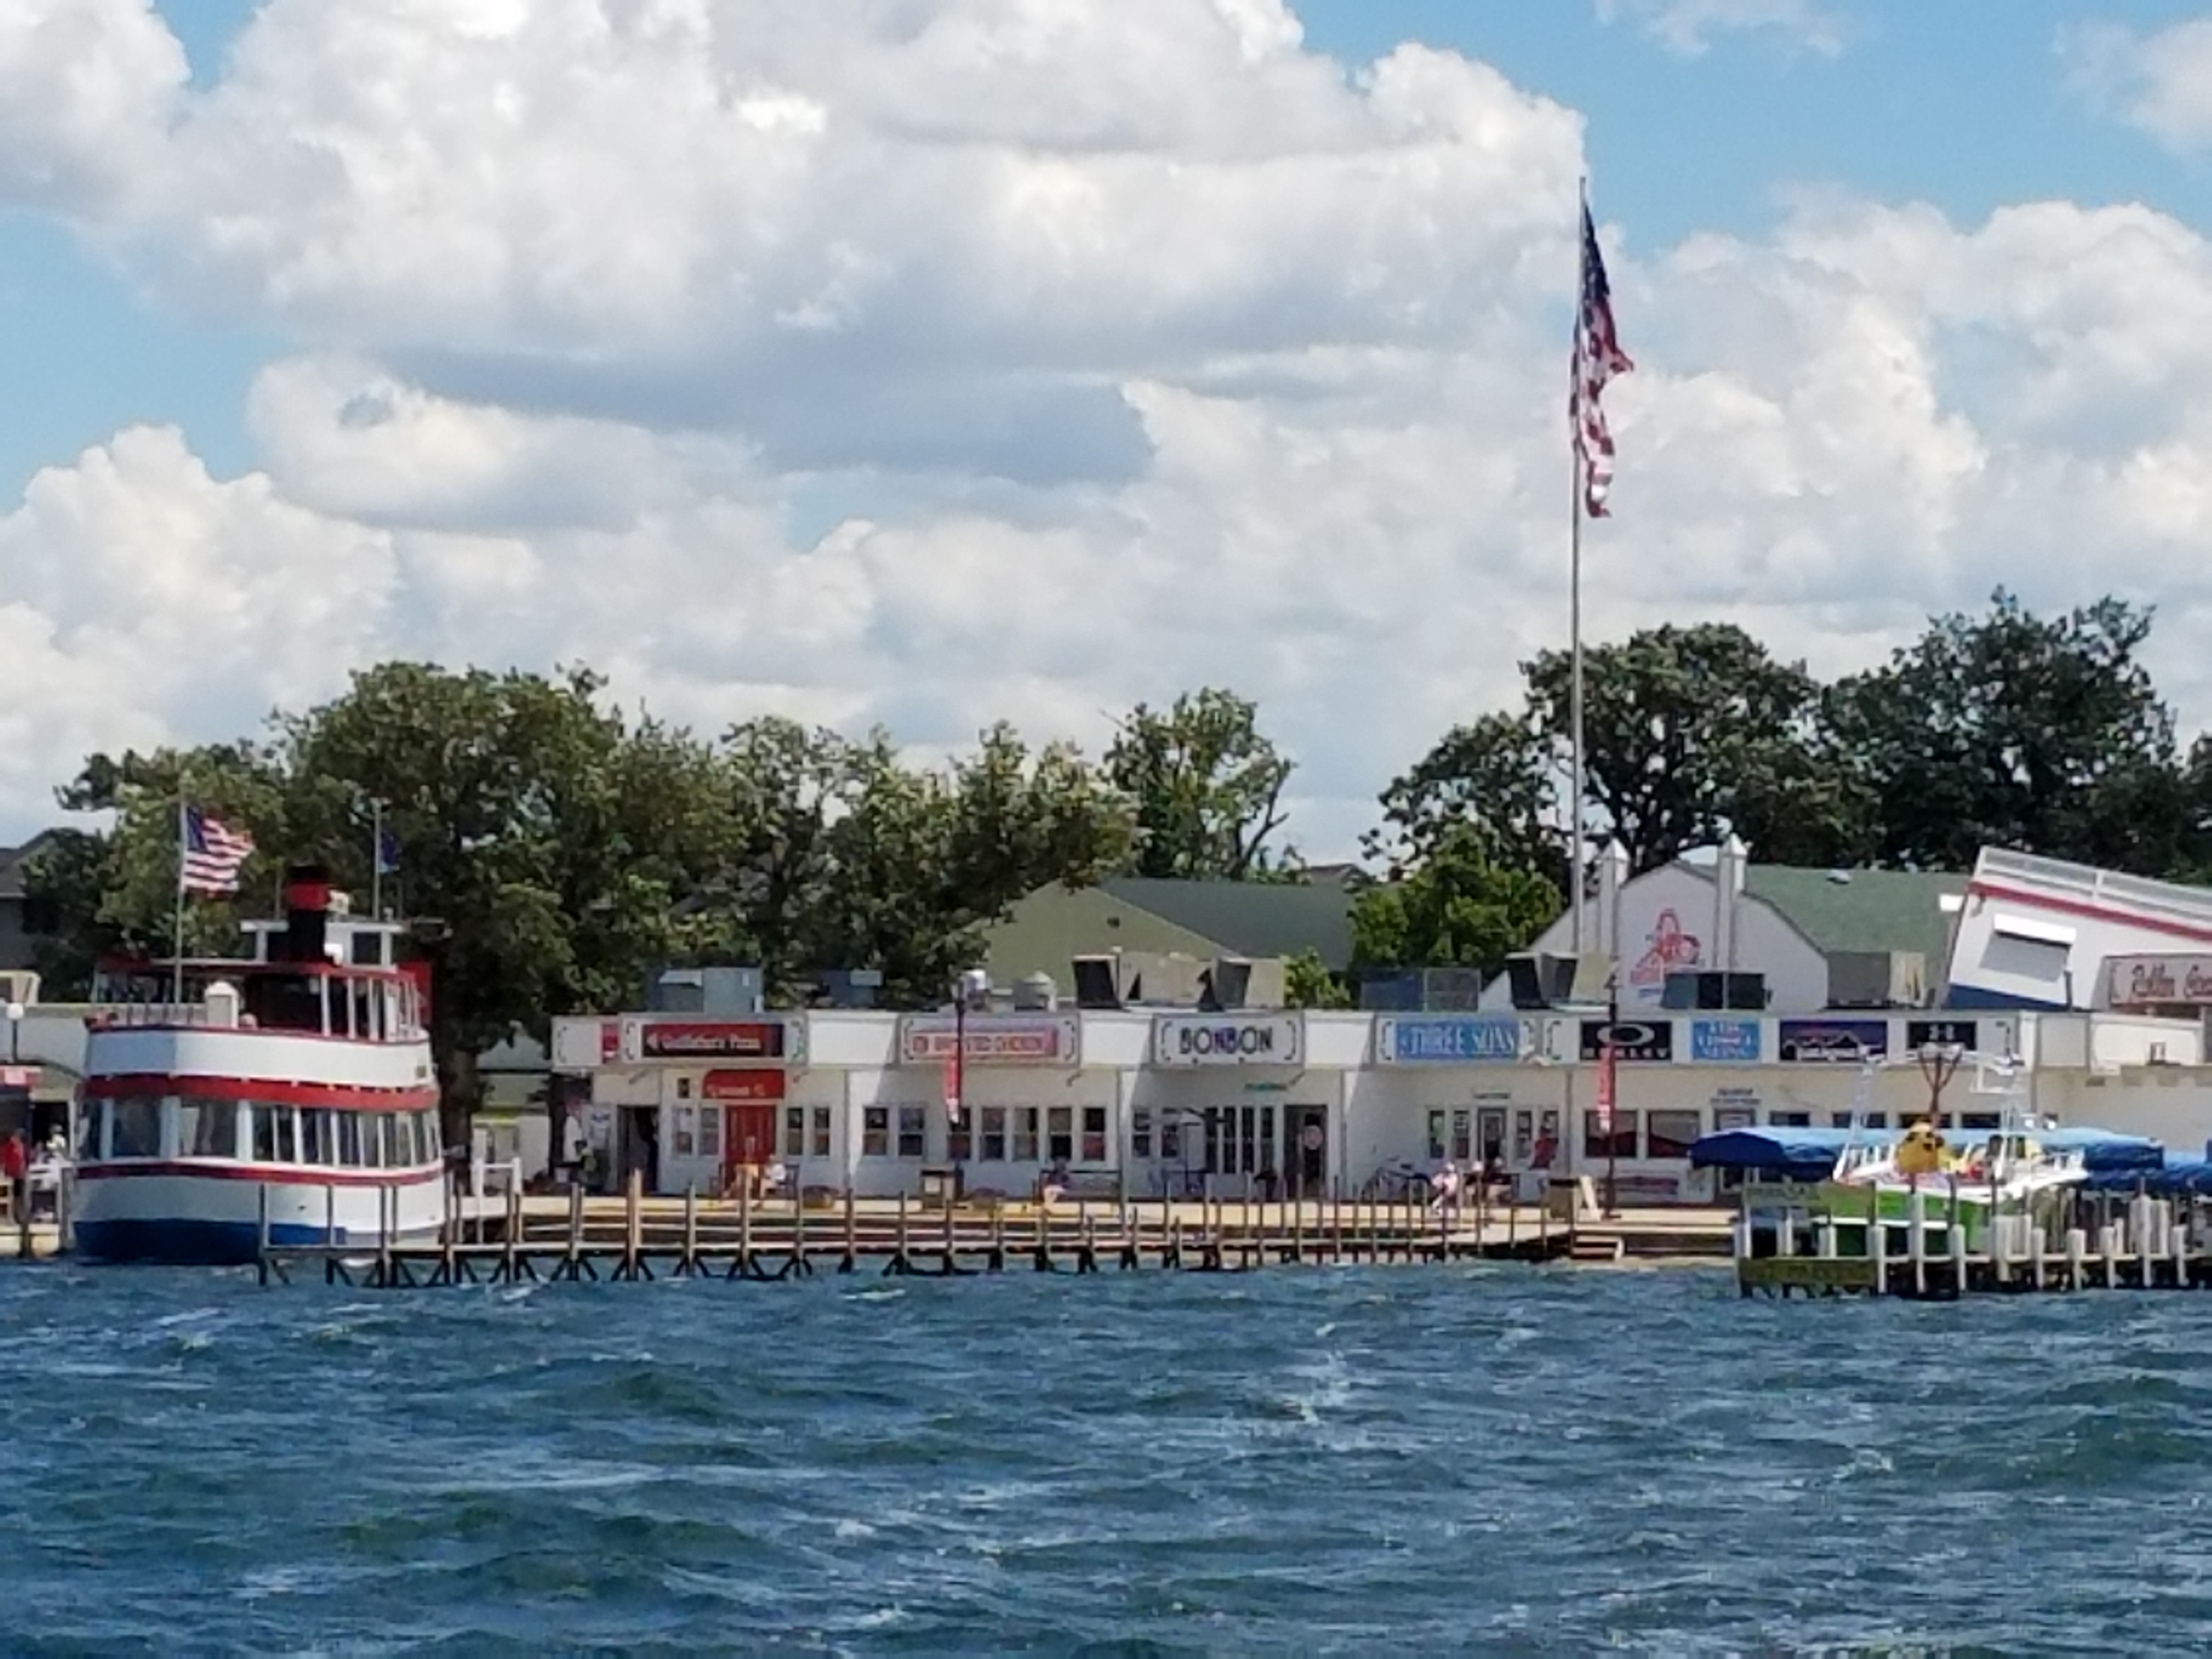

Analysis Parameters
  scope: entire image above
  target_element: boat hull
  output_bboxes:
[72,1168,447,1265]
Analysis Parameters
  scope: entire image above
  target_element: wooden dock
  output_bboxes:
[254,1179,1621,1288]
[1736,1182,2212,1300]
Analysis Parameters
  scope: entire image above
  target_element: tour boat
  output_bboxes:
[71,867,448,1265]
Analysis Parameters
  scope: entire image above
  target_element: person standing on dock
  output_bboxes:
[0,1129,25,1223]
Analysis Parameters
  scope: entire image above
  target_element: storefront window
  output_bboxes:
[783,1106,806,1159]
[810,1106,832,1158]
[1450,1109,1472,1163]
[862,1107,889,1157]
[898,1105,926,1159]
[1477,1108,1507,1165]
[949,1116,972,1163]
[1646,1110,1702,1160]
[1132,1108,1153,1160]
[1768,1111,1811,1128]
[1583,1110,1639,1161]
[1011,1107,1039,1163]
[1426,1110,1445,1161]
[698,1107,720,1160]
[1080,1107,1107,1165]
[980,1106,1008,1162]
[1047,1107,1074,1164]
[1714,1107,1757,1131]
[1513,1110,1533,1164]
[1829,1111,1889,1130]
[673,1107,697,1159]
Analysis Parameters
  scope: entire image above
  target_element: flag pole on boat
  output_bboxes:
[171,795,188,1007]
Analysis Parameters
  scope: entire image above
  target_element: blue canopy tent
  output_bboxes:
[1691,1125,2165,1182]
[2082,1156,2212,1195]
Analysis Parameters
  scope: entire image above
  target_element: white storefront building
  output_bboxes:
[545,850,2212,1203]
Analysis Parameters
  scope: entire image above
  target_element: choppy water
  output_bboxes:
[3,1263,2211,1654]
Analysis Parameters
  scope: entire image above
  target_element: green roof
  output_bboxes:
[984,878,1357,989]
[1739,865,1965,968]
[1098,878,1356,969]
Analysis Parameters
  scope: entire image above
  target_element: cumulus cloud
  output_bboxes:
[8,0,2212,861]
[2065,17,2212,153]
[1595,0,1846,58]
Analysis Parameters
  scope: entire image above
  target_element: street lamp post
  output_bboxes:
[4,1002,20,1065]
[949,968,990,1201]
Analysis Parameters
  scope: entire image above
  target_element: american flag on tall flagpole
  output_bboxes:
[1572,201,1634,517]
[180,808,255,895]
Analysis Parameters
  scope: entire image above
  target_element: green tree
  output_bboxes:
[1525,622,1869,873]
[1283,947,1352,1009]
[1826,591,2189,874]
[1350,827,1561,975]
[1105,688,1296,878]
[1367,711,1559,887]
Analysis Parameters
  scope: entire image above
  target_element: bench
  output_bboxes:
[1039,1170,1121,1205]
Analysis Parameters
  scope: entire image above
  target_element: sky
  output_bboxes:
[8,0,2212,859]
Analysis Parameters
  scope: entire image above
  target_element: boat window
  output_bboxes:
[243,973,327,1036]
[248,1106,277,1164]
[111,1098,162,1159]
[300,1109,329,1165]
[178,1098,238,1159]
[348,981,373,1041]
[396,1113,419,1166]
[425,1111,442,1161]
[74,1099,100,1160]
[361,1115,387,1169]
[337,1111,361,1167]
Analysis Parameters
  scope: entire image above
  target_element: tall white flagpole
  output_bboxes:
[1568,175,1588,956]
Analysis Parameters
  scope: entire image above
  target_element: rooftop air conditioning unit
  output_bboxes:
[1200,956,1286,1012]
[1826,951,1926,1010]
[1011,972,1056,1011]
[1075,951,1210,1009]
[1504,951,1613,1011]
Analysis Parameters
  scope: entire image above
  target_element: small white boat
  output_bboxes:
[71,867,448,1265]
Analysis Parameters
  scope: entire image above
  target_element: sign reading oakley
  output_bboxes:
[1778,1018,1889,1064]
[1376,1015,1525,1064]
[898,1015,1081,1067]
[1578,1019,1673,1064]
[1689,1019,1763,1063]
[1153,1013,1304,1067]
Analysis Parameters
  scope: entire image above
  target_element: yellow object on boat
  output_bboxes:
[1895,1119,1949,1177]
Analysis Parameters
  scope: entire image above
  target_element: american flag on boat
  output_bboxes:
[180,808,255,895]
[1572,201,1634,518]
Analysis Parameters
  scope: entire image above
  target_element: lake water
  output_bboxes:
[2,1261,2207,1654]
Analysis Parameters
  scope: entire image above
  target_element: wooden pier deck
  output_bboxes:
[253,1183,1664,1288]
[1736,1182,2212,1300]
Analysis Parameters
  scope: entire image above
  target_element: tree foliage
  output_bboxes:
[24,667,1136,1131]
[1350,827,1562,975]
[1105,688,1296,878]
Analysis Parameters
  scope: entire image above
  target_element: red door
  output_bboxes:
[703,1069,786,1191]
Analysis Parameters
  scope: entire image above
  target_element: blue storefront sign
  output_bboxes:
[1378,1015,1523,1064]
[1690,1018,1763,1063]
[1778,1018,1889,1064]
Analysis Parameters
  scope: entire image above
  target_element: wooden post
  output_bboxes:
[562,1178,585,1280]
[789,1188,810,1278]
[1950,1178,1968,1296]
[1330,1193,1344,1263]
[1033,1200,1052,1272]
[1292,1193,1306,1265]
[503,1181,521,1282]
[840,1185,858,1274]
[738,1171,754,1279]
[680,1184,699,1277]
[1079,1212,1098,1274]
[375,1184,394,1288]
[940,1189,957,1276]
[890,1190,912,1276]
[989,1203,1006,1272]
[257,1182,272,1286]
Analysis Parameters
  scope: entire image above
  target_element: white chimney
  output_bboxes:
[1599,840,1630,967]
[1714,834,1748,973]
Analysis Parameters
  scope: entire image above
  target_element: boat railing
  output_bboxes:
[87,1003,239,1030]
